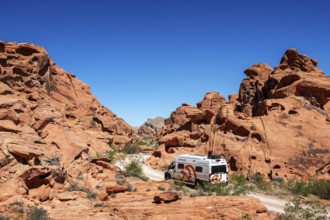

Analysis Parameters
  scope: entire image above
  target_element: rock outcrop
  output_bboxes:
[153,49,330,180]
[0,41,133,204]
[138,116,165,135]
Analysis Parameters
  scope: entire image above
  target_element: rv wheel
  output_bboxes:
[164,173,171,180]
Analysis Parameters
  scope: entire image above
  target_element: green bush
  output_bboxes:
[124,158,143,177]
[231,173,254,195]
[204,183,231,196]
[0,215,9,220]
[195,177,243,196]
[141,135,159,149]
[11,201,25,214]
[276,199,328,220]
[105,151,116,161]
[28,207,48,220]
[250,173,271,191]
[122,142,141,154]
[309,179,330,200]
[287,179,330,199]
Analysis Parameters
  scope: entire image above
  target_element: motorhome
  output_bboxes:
[164,154,228,185]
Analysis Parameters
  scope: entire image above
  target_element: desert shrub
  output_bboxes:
[175,173,253,196]
[287,179,330,199]
[191,181,232,197]
[231,173,254,195]
[157,185,165,191]
[125,158,143,176]
[96,150,126,164]
[309,179,330,200]
[169,182,191,196]
[28,207,48,220]
[190,188,208,197]
[10,201,25,214]
[67,183,97,199]
[287,179,311,196]
[250,173,271,191]
[122,142,141,154]
[0,215,9,220]
[203,183,231,196]
[86,190,97,199]
[276,199,328,220]
[141,135,159,149]
[105,150,116,161]
[67,183,81,191]
[124,158,148,181]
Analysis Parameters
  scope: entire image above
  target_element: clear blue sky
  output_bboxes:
[1,1,330,126]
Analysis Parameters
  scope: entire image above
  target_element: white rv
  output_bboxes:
[164,154,228,185]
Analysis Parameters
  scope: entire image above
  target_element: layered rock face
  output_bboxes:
[0,41,133,202]
[153,49,330,180]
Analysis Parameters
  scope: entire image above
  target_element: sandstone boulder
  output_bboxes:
[58,192,77,201]
[154,191,179,203]
[106,185,128,194]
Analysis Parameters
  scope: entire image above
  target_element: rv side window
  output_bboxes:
[196,166,203,173]
[211,165,227,174]
[178,163,184,169]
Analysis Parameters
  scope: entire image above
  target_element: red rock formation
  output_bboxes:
[153,49,330,180]
[0,41,133,203]
[138,116,165,135]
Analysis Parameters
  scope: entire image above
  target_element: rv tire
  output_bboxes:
[165,173,171,180]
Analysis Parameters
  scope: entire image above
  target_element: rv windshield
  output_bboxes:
[168,161,175,169]
[211,165,227,174]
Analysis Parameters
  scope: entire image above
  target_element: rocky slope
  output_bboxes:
[0,41,134,202]
[138,116,165,135]
[151,49,330,180]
